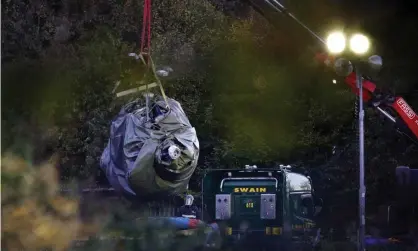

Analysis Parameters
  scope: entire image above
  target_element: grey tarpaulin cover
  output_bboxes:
[100,96,199,197]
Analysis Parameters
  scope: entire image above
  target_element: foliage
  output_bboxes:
[1,154,81,250]
[209,15,355,162]
[1,154,212,251]
[1,0,357,180]
[1,0,228,180]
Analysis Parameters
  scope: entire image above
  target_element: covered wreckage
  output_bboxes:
[100,95,200,198]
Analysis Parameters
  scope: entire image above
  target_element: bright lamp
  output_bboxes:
[349,34,370,55]
[326,31,346,54]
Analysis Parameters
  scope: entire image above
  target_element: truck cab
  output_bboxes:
[201,165,322,250]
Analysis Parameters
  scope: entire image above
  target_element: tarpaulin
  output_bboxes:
[100,96,199,197]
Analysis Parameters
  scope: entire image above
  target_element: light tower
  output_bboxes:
[326,31,371,251]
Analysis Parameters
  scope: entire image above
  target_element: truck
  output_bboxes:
[201,164,323,250]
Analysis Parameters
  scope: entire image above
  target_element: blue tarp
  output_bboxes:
[365,236,390,246]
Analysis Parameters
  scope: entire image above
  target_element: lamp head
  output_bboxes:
[326,31,346,54]
[349,34,370,55]
[367,55,383,72]
[334,58,354,77]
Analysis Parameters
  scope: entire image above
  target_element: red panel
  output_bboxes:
[391,97,418,138]
[344,72,376,102]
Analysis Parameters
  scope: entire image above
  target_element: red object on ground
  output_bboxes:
[188,219,200,228]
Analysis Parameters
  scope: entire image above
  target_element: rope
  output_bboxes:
[140,0,152,64]
[138,0,170,109]
[140,0,152,117]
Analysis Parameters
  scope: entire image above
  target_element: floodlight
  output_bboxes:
[326,31,346,54]
[349,34,370,55]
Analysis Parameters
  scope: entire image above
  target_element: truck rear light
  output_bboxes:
[215,194,231,220]
[265,227,271,235]
[225,227,232,235]
[260,194,276,219]
[272,227,282,235]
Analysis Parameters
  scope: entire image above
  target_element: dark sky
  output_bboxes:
[321,0,418,70]
[276,0,418,93]
[335,0,418,37]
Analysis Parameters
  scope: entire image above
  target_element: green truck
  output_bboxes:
[201,165,323,250]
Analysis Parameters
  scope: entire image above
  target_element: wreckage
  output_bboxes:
[100,92,200,198]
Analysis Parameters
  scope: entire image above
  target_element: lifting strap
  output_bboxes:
[140,0,152,64]
[139,0,170,109]
[116,0,169,109]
